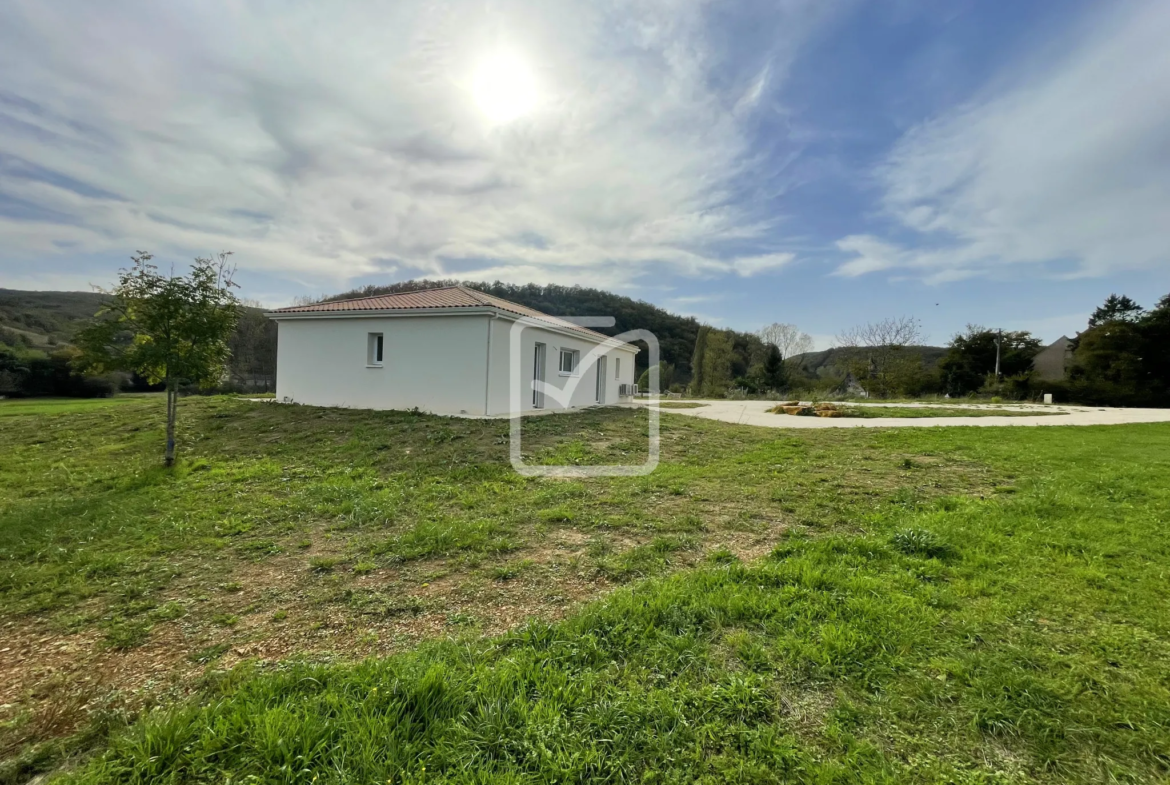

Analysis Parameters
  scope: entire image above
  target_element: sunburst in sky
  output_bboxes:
[1,0,1169,346]
[470,51,538,125]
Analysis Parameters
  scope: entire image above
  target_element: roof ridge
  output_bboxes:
[455,285,493,306]
[293,284,465,309]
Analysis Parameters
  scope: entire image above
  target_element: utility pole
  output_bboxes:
[994,329,1002,379]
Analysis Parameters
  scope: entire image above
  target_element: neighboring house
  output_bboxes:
[1032,336,1074,381]
[265,286,639,416]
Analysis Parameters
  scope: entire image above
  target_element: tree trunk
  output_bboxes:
[165,378,177,467]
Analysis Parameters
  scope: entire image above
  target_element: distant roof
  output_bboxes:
[1032,335,1073,381]
[267,285,622,344]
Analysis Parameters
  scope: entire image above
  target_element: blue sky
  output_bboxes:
[2,0,1168,348]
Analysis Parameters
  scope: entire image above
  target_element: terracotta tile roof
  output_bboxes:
[268,285,622,343]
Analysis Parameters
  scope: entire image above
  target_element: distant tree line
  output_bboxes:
[778,291,1170,405]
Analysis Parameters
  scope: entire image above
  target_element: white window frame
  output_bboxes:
[367,332,384,367]
[558,348,579,376]
[615,357,620,379]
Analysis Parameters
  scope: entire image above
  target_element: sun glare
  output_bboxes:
[470,51,537,125]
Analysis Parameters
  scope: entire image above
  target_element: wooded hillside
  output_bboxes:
[324,279,757,383]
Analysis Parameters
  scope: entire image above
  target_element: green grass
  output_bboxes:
[1,396,1168,783]
[766,403,1056,418]
[833,405,1064,418]
[0,395,151,416]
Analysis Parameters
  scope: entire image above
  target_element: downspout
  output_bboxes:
[483,311,498,416]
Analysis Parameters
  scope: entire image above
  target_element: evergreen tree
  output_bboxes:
[699,331,734,397]
[1088,294,1144,327]
[690,325,711,394]
[761,343,787,390]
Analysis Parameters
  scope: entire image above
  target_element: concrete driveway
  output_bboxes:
[635,400,1170,429]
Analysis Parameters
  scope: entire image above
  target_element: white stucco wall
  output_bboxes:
[274,314,491,414]
[484,317,639,415]
[273,311,639,416]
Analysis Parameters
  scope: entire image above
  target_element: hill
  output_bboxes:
[0,289,109,348]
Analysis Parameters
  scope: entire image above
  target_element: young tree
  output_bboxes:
[1088,294,1144,327]
[77,252,241,467]
[756,323,814,365]
[834,316,925,398]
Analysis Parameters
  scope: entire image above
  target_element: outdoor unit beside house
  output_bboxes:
[265,286,640,416]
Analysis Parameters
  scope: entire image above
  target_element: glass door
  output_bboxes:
[532,342,546,408]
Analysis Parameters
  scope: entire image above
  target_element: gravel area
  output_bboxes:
[635,400,1170,429]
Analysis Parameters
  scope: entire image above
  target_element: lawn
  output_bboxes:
[1,397,1168,783]
[0,395,153,417]
[765,403,1061,419]
[832,406,1064,418]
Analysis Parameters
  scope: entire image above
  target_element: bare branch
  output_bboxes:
[756,323,814,362]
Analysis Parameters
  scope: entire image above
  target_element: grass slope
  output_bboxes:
[1,398,1168,783]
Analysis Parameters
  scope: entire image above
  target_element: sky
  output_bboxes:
[1,0,1168,348]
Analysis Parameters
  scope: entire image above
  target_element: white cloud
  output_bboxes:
[734,61,772,115]
[730,252,795,277]
[837,0,1170,281]
[0,0,835,291]
[666,294,720,306]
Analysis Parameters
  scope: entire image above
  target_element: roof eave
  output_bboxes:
[265,305,640,352]
[264,304,498,320]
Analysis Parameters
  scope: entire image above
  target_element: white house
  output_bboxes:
[265,286,640,416]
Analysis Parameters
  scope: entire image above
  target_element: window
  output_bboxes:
[367,332,384,366]
[558,348,579,375]
[615,357,620,379]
